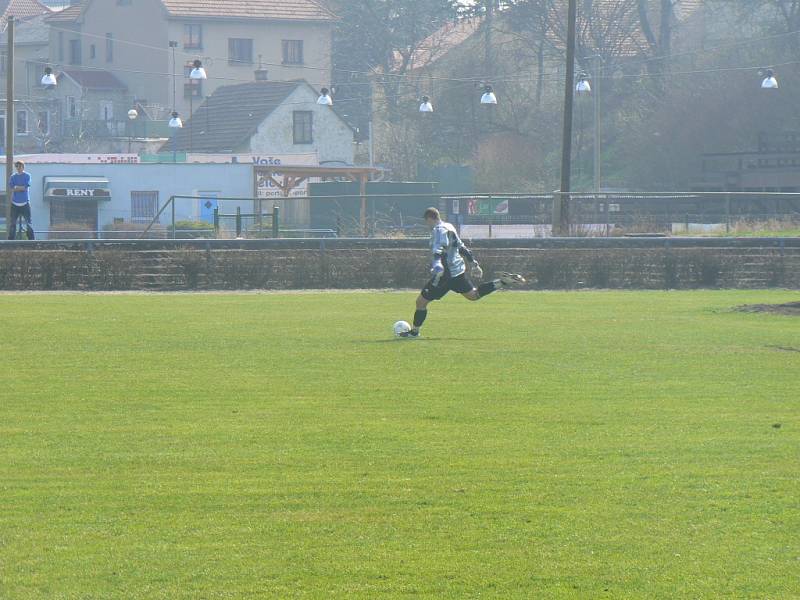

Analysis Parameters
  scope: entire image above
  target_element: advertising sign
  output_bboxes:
[5,154,140,164]
[466,197,510,215]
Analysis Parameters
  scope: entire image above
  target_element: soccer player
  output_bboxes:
[400,207,525,338]
[8,161,34,240]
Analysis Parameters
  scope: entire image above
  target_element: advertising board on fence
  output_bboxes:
[466,197,510,215]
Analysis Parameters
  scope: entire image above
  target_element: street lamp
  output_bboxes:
[41,66,57,88]
[127,107,138,153]
[480,84,497,105]
[189,59,207,81]
[575,73,591,95]
[419,95,433,113]
[317,87,333,105]
[761,68,778,89]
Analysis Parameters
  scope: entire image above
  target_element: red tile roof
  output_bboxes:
[160,0,336,21]
[0,0,50,27]
[393,17,484,73]
[44,1,81,22]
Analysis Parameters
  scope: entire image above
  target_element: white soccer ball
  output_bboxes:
[393,320,411,337]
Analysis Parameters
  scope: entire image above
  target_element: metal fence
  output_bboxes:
[4,191,800,241]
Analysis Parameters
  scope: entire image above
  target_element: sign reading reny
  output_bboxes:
[48,188,111,198]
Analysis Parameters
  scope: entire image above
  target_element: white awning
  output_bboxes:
[44,177,111,201]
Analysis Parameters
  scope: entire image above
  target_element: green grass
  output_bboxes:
[1,290,799,599]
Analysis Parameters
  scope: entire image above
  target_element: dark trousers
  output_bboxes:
[8,203,34,240]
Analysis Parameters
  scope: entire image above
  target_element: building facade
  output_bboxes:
[46,0,335,120]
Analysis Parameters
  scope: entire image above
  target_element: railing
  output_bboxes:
[140,195,281,240]
[4,190,800,242]
[212,206,280,238]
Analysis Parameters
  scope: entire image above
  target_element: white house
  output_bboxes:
[165,79,355,166]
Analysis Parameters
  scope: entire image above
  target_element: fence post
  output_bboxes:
[213,207,219,236]
[725,193,731,234]
[171,197,176,239]
[235,206,242,238]
[272,205,280,238]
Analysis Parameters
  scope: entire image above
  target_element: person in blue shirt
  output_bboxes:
[8,160,34,240]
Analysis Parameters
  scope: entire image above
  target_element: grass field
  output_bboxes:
[1,290,799,599]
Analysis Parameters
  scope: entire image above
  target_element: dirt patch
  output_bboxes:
[738,301,800,316]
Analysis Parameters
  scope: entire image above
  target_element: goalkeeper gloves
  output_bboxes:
[471,262,483,279]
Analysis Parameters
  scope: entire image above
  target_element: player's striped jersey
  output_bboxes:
[430,221,468,277]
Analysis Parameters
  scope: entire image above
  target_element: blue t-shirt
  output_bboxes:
[9,172,31,206]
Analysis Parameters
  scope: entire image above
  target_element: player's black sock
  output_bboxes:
[413,309,427,328]
[477,281,498,298]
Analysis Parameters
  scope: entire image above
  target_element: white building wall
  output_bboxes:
[249,85,354,165]
[166,19,333,118]
[8,162,254,237]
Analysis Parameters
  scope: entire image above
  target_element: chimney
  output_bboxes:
[255,54,268,81]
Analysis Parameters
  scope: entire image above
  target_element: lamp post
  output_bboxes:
[168,111,182,163]
[4,16,14,233]
[188,59,207,154]
[592,55,602,197]
[127,107,138,153]
[554,0,578,236]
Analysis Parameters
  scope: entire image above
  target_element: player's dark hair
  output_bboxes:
[423,207,440,220]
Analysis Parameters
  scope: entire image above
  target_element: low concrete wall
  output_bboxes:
[0,238,798,291]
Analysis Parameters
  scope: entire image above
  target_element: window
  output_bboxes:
[66,96,77,119]
[99,101,114,122]
[184,61,202,98]
[293,111,313,144]
[69,39,81,65]
[282,40,304,65]
[131,191,159,224]
[58,32,64,62]
[16,110,27,135]
[90,44,96,60]
[106,33,113,62]
[37,111,50,135]
[0,51,6,75]
[228,38,253,65]
[183,24,202,49]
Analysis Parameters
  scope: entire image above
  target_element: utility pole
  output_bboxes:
[5,16,14,232]
[593,54,601,196]
[554,0,578,236]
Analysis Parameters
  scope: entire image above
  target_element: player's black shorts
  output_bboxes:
[421,273,475,301]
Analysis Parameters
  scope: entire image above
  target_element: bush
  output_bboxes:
[48,221,95,240]
[171,220,215,239]
[103,221,166,240]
